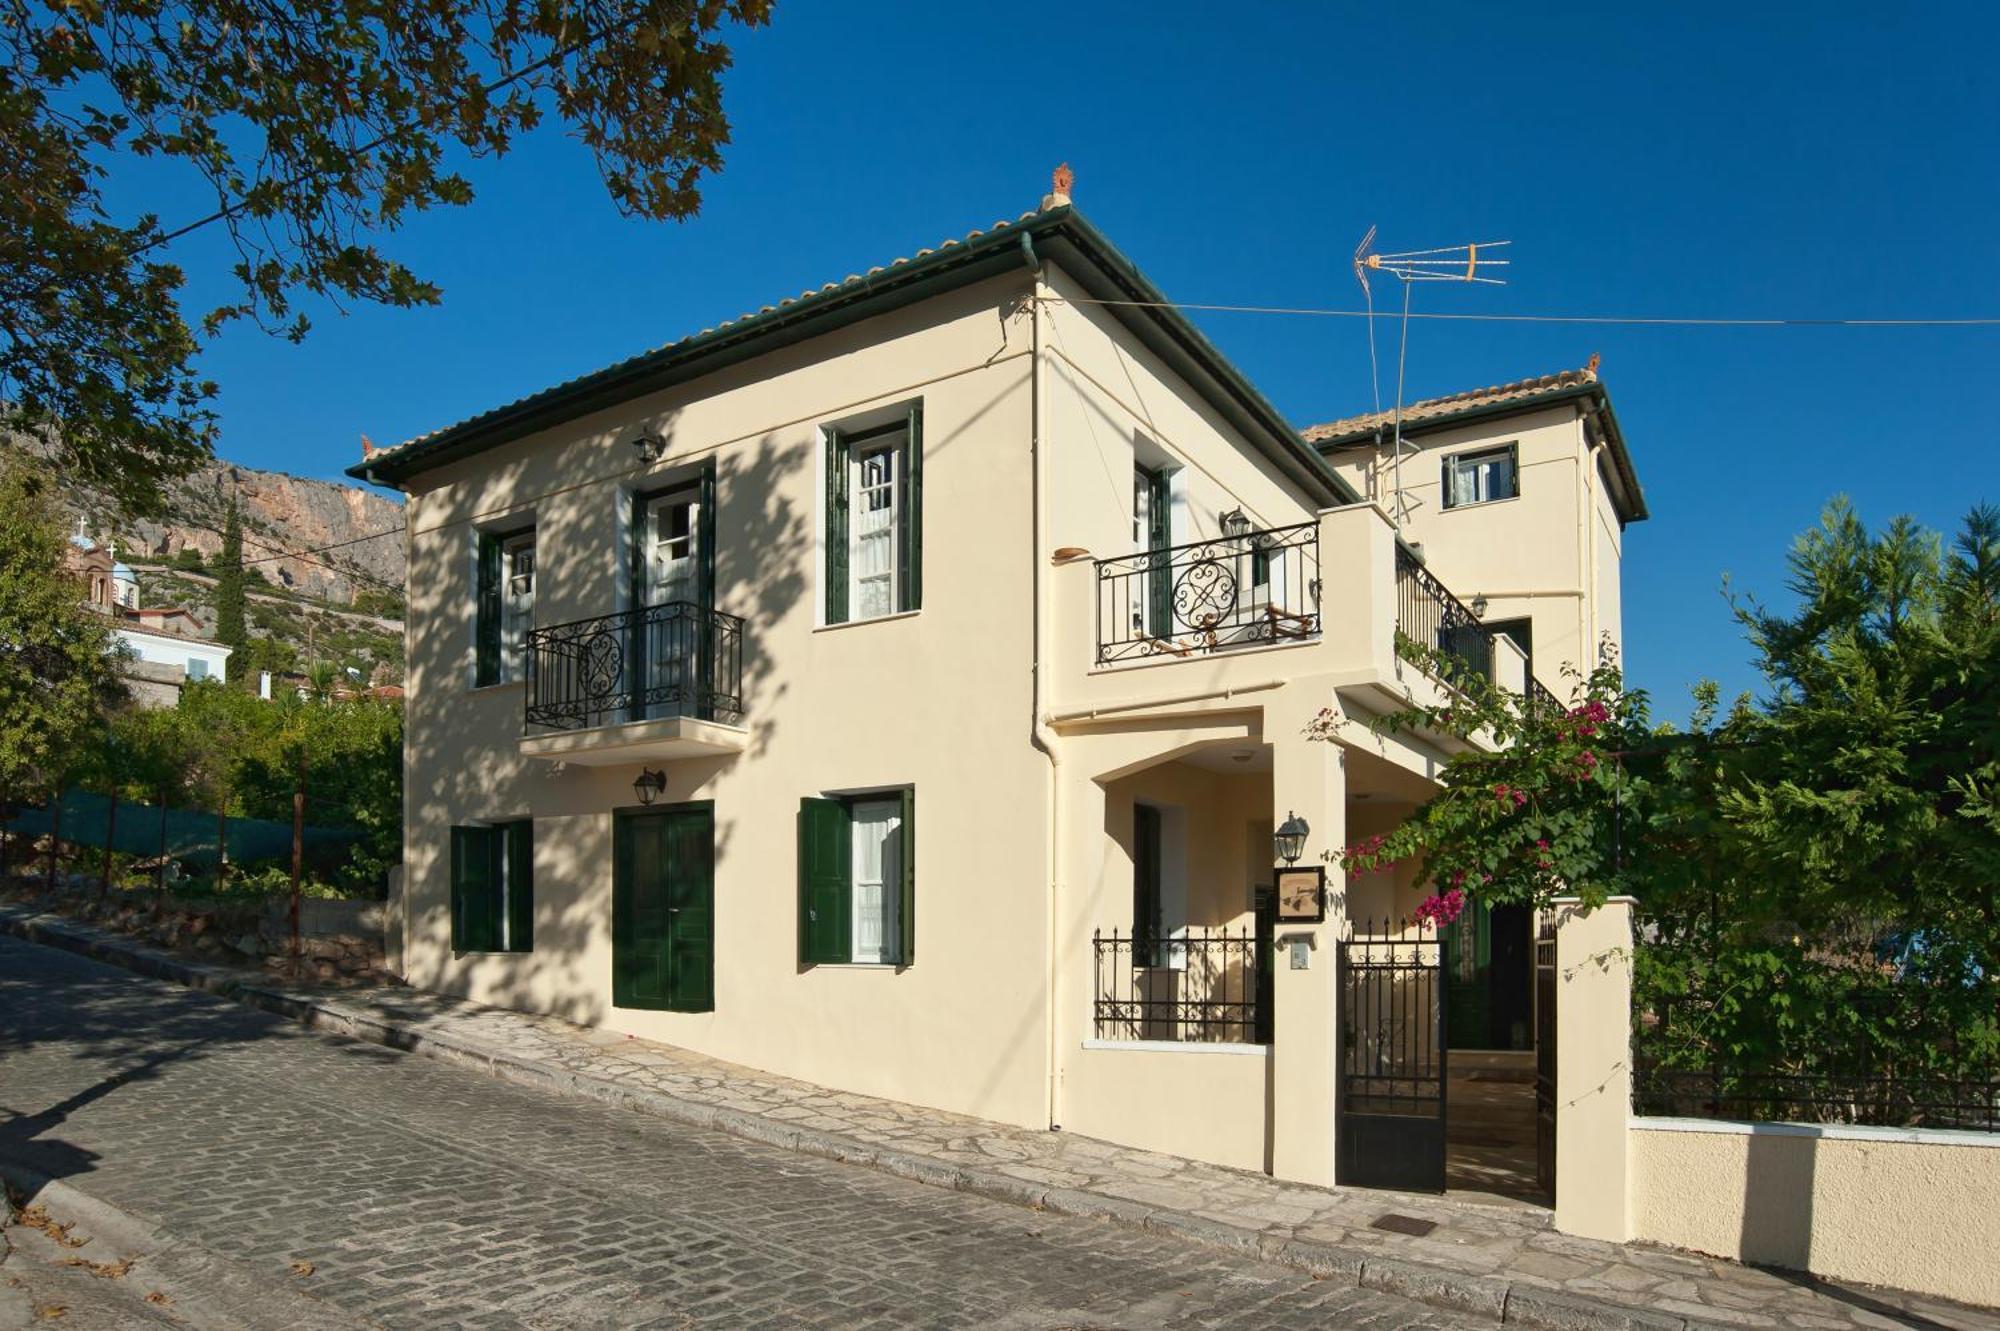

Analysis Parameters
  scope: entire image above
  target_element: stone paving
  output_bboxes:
[0,935,1480,1330]
[3,905,1994,1331]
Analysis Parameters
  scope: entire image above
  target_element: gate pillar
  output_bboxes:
[1551,895,1636,1241]
[1268,689,1347,1187]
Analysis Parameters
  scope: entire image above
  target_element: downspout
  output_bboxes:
[1581,414,1606,663]
[1023,231,1065,1132]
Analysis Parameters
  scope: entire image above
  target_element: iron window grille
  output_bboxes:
[1092,926,1268,1045]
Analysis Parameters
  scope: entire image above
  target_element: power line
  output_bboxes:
[170,517,405,592]
[1038,294,2000,329]
[238,524,405,568]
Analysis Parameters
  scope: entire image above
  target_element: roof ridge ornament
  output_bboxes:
[1042,162,1073,210]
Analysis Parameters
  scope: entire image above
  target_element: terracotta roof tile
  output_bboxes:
[1302,366,1600,445]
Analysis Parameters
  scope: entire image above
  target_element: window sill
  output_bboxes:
[1081,1038,1269,1057]
[467,679,527,695]
[1441,494,1524,513]
[806,961,907,971]
[814,608,921,634]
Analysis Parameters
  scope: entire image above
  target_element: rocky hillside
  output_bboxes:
[52,446,404,605]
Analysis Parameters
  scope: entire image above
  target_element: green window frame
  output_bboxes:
[450,820,534,953]
[798,788,915,967]
[475,523,535,687]
[823,402,922,626]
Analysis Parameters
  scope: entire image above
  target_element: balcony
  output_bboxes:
[1093,521,1320,665]
[1393,543,1498,685]
[519,602,749,766]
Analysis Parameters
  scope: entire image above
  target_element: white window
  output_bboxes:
[850,437,903,621]
[849,798,904,965]
[185,657,209,682]
[1443,445,1520,509]
[500,531,535,682]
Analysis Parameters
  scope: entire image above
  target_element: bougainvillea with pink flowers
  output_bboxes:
[1306,638,1641,919]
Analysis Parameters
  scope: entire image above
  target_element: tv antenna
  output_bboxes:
[1352,231,1510,530]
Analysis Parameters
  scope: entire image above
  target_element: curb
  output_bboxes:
[0,907,1723,1331]
[0,1155,372,1331]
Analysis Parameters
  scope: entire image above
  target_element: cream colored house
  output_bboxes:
[353,193,1643,1197]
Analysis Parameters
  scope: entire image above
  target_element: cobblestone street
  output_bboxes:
[0,937,1487,1330]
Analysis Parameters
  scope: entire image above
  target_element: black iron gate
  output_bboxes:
[1534,916,1558,1198]
[1336,929,1445,1192]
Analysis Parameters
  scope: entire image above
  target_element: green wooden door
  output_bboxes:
[614,805,714,1011]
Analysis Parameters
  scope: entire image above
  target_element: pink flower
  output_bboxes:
[1414,888,1467,928]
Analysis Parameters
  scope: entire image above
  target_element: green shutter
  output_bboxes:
[824,429,849,625]
[1143,467,1171,639]
[897,787,915,965]
[451,824,497,952]
[697,461,719,718]
[901,403,923,612]
[628,492,648,722]
[1132,804,1162,966]
[798,797,851,965]
[474,533,502,686]
[664,807,715,1012]
[504,819,534,952]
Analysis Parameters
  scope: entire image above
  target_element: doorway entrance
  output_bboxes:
[1442,902,1545,1202]
[612,804,714,1012]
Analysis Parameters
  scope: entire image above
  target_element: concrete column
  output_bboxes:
[1553,895,1635,1241]
[1267,684,1347,1187]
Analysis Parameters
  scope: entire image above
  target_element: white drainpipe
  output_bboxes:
[1023,237,1065,1132]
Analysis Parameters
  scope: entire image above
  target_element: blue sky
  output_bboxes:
[140,3,1999,710]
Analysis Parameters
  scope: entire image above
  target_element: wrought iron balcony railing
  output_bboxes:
[1094,522,1320,665]
[1394,544,1495,685]
[525,601,744,732]
[1093,926,1269,1044]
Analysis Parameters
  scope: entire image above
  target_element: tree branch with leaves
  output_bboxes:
[2,0,772,514]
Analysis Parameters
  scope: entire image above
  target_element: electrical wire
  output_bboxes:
[1036,295,2000,328]
[238,524,405,567]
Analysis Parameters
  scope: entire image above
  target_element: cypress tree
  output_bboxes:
[214,496,247,655]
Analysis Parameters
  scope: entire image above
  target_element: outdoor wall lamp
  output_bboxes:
[632,768,667,806]
[1275,811,1310,865]
[632,433,667,464]
[1219,508,1252,538]
[1470,593,1490,619]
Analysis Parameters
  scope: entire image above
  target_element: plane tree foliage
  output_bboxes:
[1,0,773,514]
[1320,500,2000,1118]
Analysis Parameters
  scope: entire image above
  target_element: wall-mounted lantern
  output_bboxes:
[632,433,667,464]
[632,768,667,806]
[1219,508,1253,538]
[1470,593,1489,619]
[1274,810,1310,865]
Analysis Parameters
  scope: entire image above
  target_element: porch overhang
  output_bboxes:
[519,715,750,766]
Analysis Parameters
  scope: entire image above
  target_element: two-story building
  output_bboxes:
[354,182,1644,1197]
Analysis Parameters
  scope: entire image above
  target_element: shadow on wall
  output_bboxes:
[1739,1130,1814,1274]
[404,430,811,1028]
